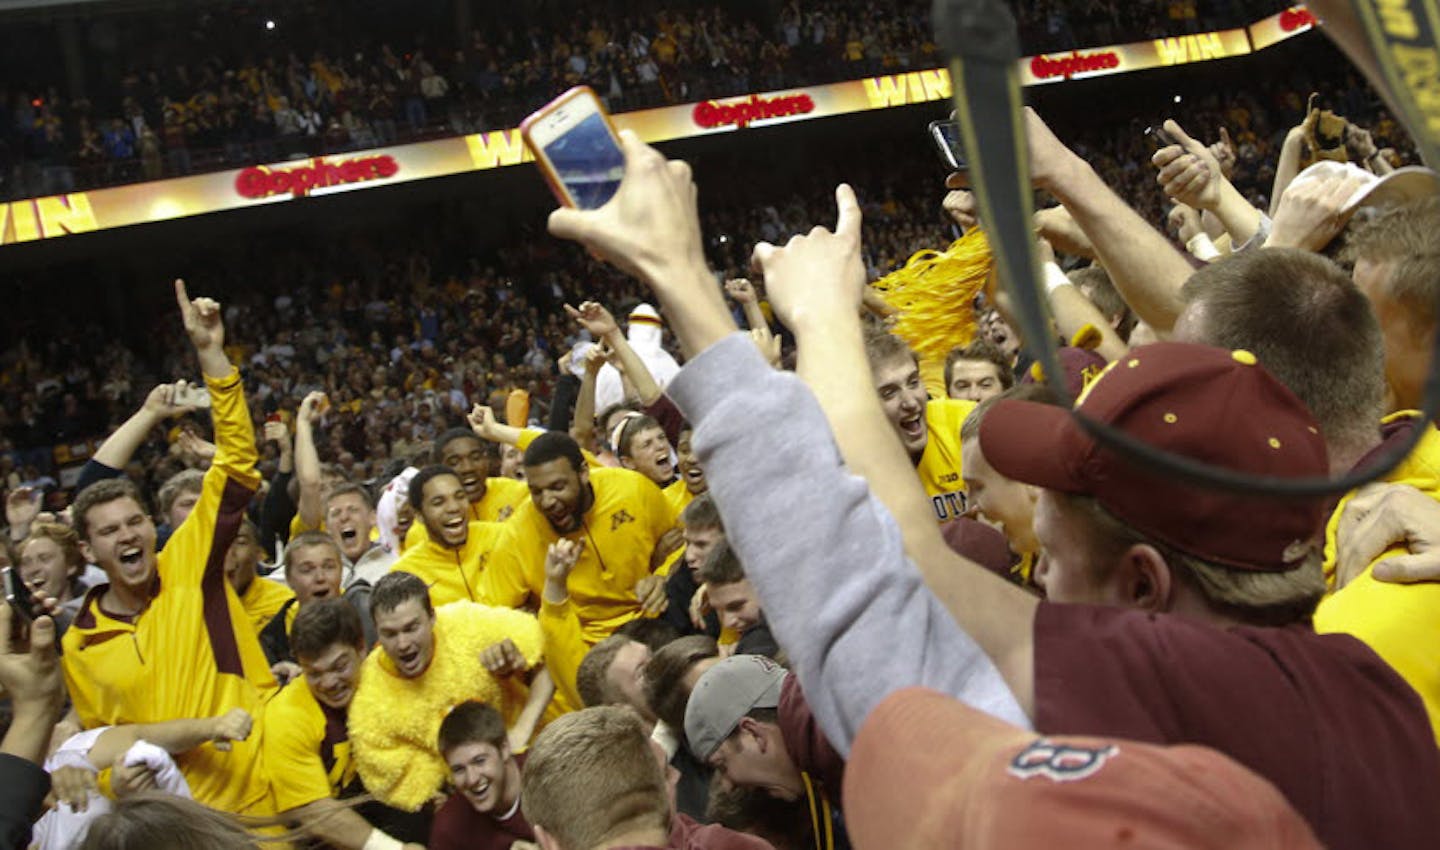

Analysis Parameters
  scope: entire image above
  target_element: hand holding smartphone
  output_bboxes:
[3,566,36,640]
[1145,124,1176,149]
[173,380,211,409]
[522,86,626,210]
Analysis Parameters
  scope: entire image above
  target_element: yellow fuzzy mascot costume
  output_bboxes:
[869,228,995,396]
[348,600,545,810]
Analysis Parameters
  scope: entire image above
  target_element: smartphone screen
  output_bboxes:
[929,120,966,171]
[523,88,624,210]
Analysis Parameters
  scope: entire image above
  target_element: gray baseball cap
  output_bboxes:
[684,655,788,761]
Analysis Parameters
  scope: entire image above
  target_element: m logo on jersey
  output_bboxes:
[610,509,636,531]
[1008,739,1119,782]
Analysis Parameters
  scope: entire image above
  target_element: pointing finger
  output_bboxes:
[835,183,861,241]
[174,279,192,318]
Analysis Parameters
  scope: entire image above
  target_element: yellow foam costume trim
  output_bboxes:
[348,601,544,811]
[870,229,993,397]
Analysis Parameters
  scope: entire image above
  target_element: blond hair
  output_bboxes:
[521,706,668,850]
[1068,494,1325,626]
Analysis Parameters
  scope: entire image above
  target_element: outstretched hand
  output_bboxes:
[1152,119,1227,212]
[1267,167,1369,252]
[751,184,867,333]
[565,301,620,339]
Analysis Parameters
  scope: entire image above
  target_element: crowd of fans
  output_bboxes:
[4,5,1440,849]
[0,0,1293,200]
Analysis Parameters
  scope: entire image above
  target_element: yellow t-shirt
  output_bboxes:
[403,476,529,550]
[262,678,357,812]
[480,467,678,644]
[390,521,505,607]
[62,367,276,816]
[1313,413,1440,746]
[917,398,976,523]
[240,575,295,638]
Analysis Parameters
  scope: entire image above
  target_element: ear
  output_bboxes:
[737,716,767,753]
[499,739,513,761]
[79,539,96,565]
[1118,543,1173,613]
[577,463,591,488]
[619,456,638,471]
[534,825,563,850]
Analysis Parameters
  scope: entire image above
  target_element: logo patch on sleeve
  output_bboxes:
[1008,739,1119,782]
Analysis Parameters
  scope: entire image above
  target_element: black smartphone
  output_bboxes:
[3,566,36,633]
[1145,124,1175,148]
[929,119,967,172]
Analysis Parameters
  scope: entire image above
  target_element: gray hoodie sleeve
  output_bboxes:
[667,333,1030,755]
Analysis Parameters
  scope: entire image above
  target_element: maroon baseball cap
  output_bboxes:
[978,343,1328,571]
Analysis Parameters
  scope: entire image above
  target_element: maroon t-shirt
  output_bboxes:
[428,754,534,850]
[1034,603,1440,849]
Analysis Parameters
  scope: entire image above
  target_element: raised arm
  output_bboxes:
[1014,108,1194,333]
[1153,120,1265,250]
[754,187,1038,713]
[468,404,525,448]
[1040,241,1128,362]
[88,382,203,475]
[293,392,327,532]
[259,419,296,553]
[724,278,770,332]
[1270,124,1309,216]
[163,279,261,584]
[567,301,664,405]
[546,134,1030,751]
[570,345,607,449]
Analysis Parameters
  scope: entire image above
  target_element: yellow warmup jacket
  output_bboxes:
[403,476,529,550]
[1314,413,1440,746]
[390,520,504,606]
[347,601,543,810]
[538,595,590,716]
[62,367,275,815]
[262,677,357,812]
[240,575,295,638]
[480,467,678,644]
[917,398,976,523]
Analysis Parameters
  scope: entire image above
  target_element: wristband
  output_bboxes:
[363,830,404,850]
[1186,233,1223,261]
[1042,262,1072,295]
